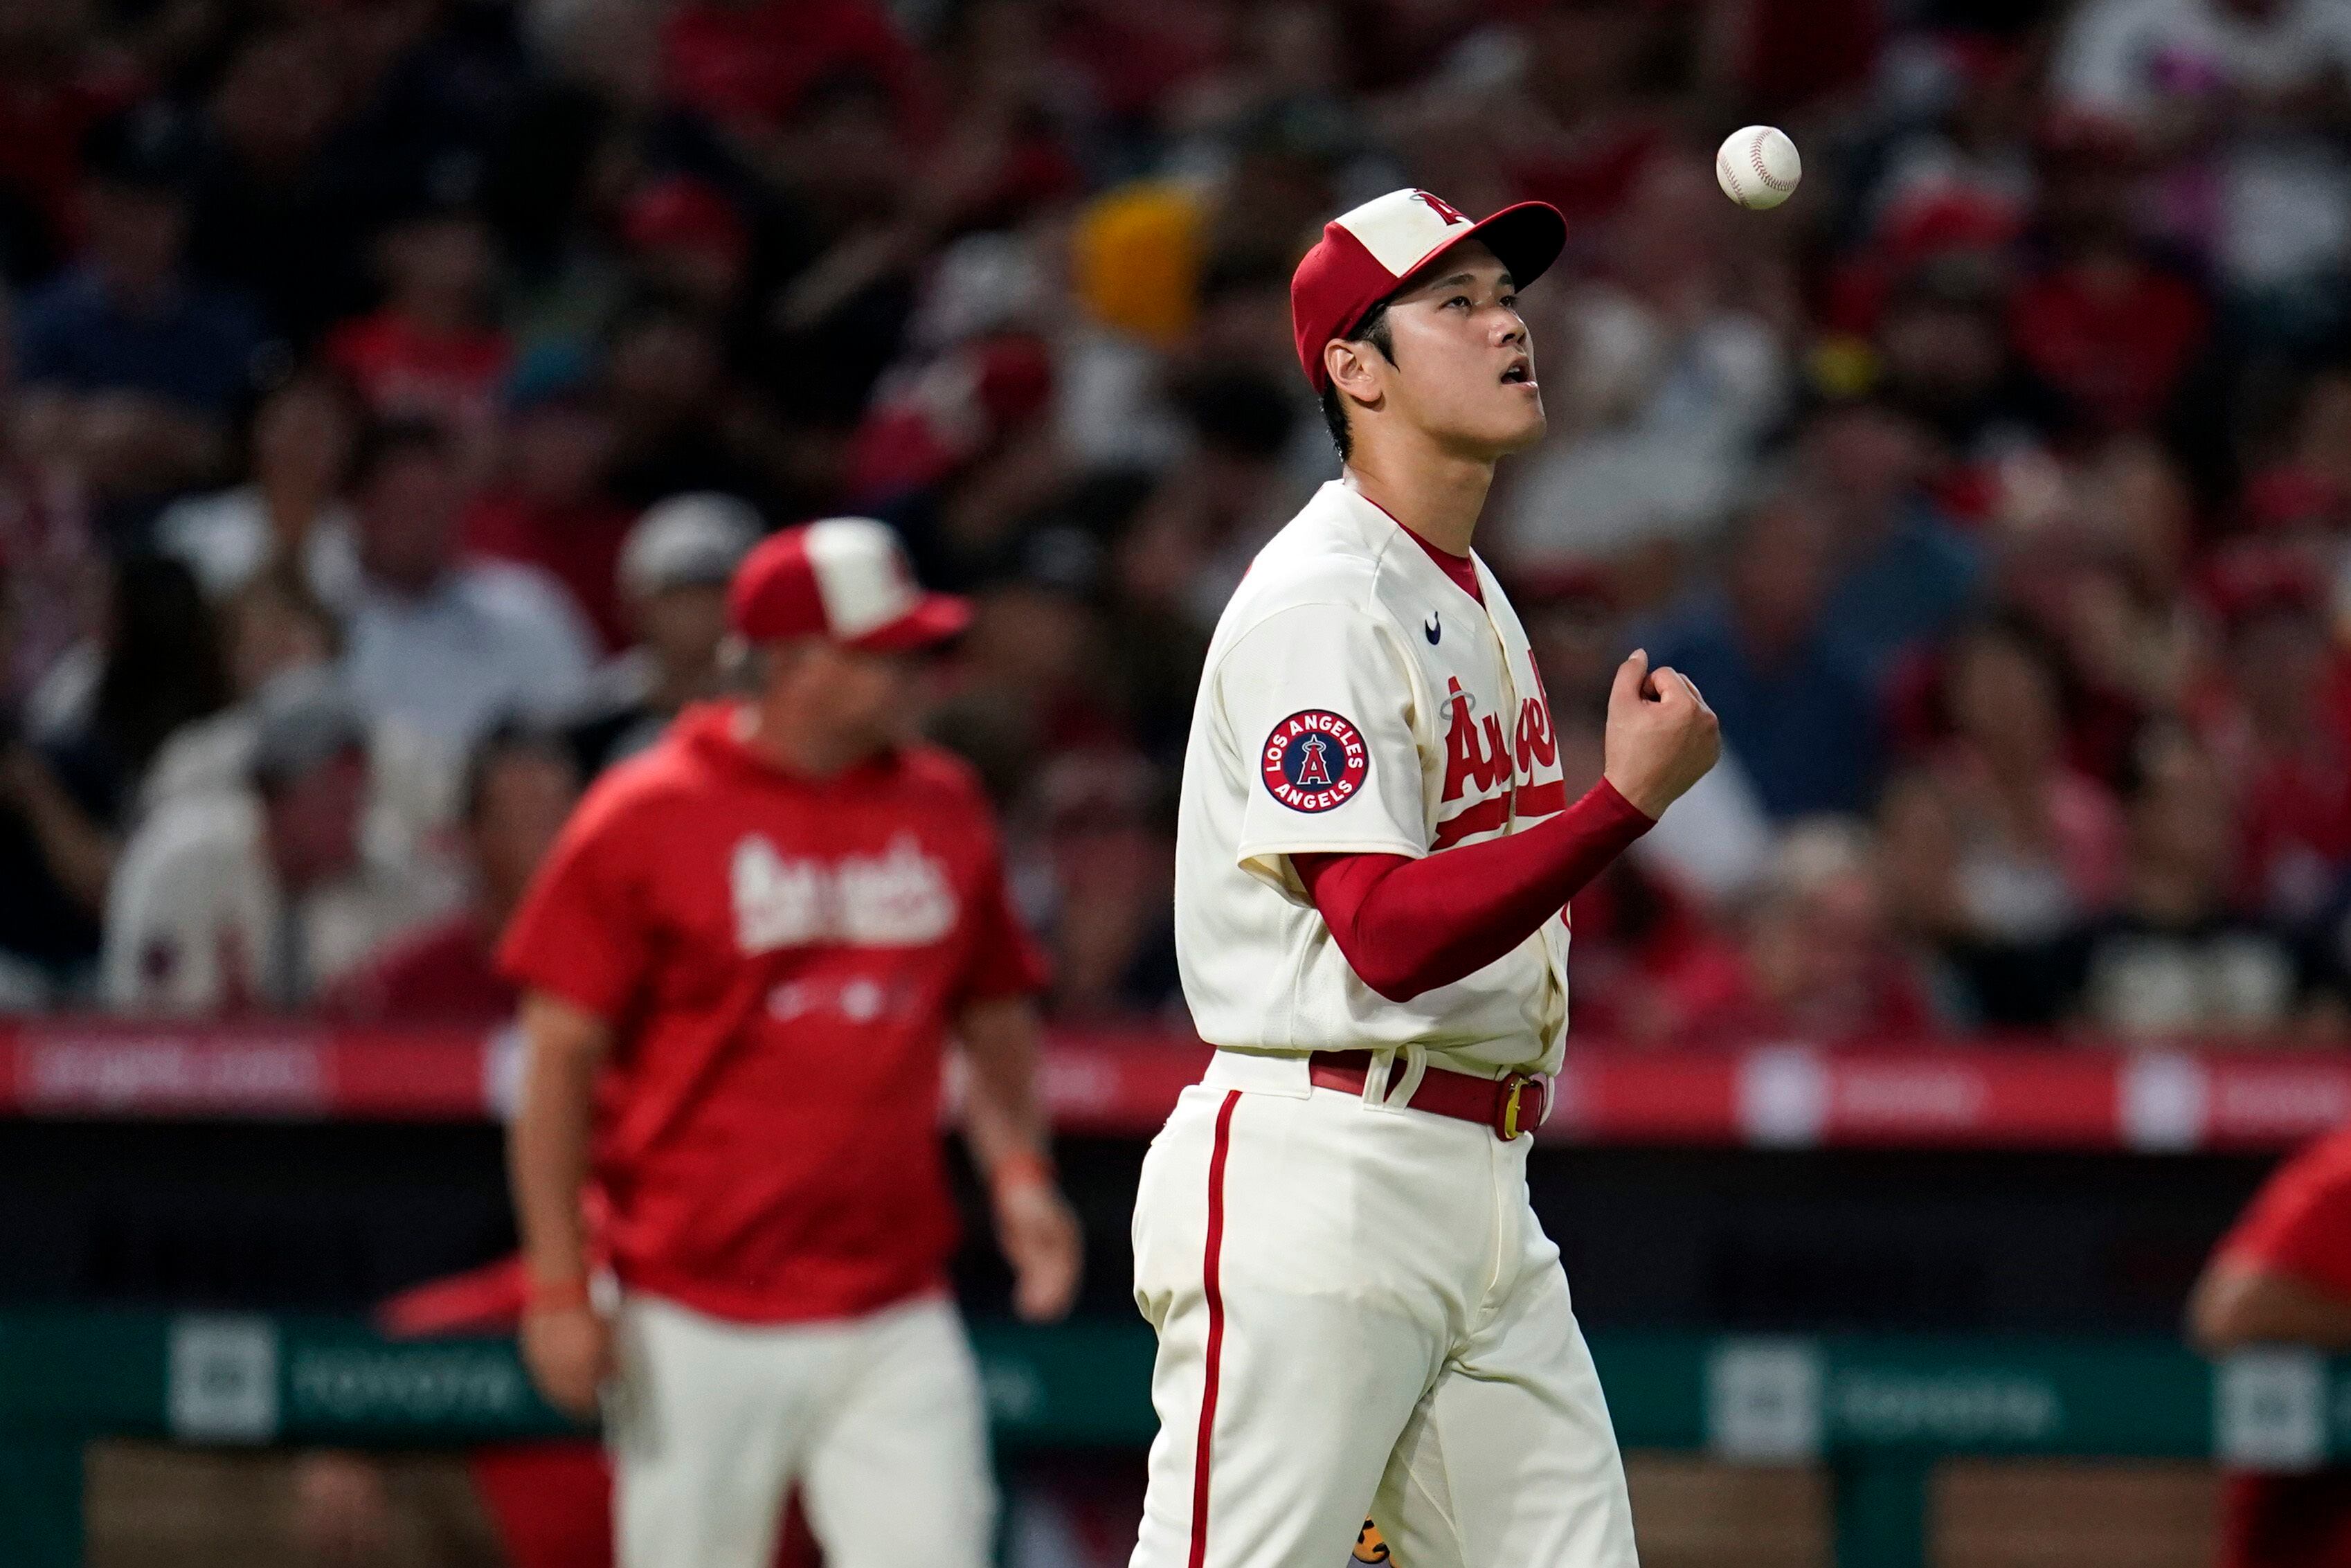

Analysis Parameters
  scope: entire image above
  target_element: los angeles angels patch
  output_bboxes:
[1260,710,1370,813]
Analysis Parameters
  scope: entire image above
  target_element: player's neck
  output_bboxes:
[1342,442,1493,558]
[737,701,879,780]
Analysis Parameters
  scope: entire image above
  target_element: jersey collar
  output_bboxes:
[1328,479,1490,610]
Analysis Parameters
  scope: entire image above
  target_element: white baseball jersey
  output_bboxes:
[1173,478,1574,1075]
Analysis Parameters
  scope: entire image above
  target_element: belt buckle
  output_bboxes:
[1495,1073,1542,1140]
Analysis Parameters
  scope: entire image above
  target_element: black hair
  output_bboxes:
[460,717,579,824]
[1317,300,1395,464]
[96,557,229,773]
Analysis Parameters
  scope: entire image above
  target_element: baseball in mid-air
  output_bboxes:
[1715,125,1801,210]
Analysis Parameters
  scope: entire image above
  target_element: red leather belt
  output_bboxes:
[1307,1049,1549,1141]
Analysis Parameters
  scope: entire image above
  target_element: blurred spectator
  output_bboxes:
[137,563,340,816]
[0,305,105,709]
[567,492,759,777]
[855,330,1063,589]
[328,722,579,1022]
[2069,722,2320,1039]
[102,669,449,1015]
[2006,438,2209,783]
[1565,850,1744,1045]
[1868,249,2044,462]
[1675,817,1938,1044]
[462,345,637,651]
[2007,111,2210,435]
[1025,750,1180,1020]
[152,366,363,611]
[619,176,752,319]
[2054,0,2351,324]
[1921,618,2125,1020]
[660,0,928,141]
[0,0,141,285]
[1804,401,1988,680]
[2200,544,2351,925]
[935,526,1126,806]
[0,557,226,1000]
[1558,710,1758,1043]
[600,295,764,508]
[184,21,368,345]
[1645,496,1882,819]
[12,103,270,543]
[1853,40,2037,249]
[325,180,514,458]
[1535,617,1775,903]
[343,418,597,751]
[134,564,463,902]
[1116,368,1304,633]
[1481,0,1686,224]
[2285,368,2351,507]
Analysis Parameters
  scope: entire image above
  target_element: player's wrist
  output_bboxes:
[1597,768,1666,822]
[524,1270,593,1313]
[989,1147,1057,1205]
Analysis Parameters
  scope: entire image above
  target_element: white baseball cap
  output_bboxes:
[618,492,762,600]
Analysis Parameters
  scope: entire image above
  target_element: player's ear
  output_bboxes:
[1326,339,1384,411]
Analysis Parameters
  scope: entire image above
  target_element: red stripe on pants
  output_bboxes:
[1189,1090,1242,1568]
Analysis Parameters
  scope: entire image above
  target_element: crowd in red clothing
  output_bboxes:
[3,0,2351,1049]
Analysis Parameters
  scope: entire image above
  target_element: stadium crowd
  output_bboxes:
[5,0,2351,1047]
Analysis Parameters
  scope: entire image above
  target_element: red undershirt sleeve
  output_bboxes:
[1293,780,1654,1003]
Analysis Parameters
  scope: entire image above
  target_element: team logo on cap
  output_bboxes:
[1261,710,1369,813]
[1412,190,1469,226]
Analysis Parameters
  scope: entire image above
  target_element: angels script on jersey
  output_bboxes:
[1441,676,1558,802]
[730,832,957,952]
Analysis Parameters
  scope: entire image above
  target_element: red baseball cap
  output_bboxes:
[728,518,971,650]
[1290,188,1567,392]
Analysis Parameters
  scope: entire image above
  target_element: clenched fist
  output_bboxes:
[1602,649,1720,819]
[520,1300,612,1420]
[995,1178,1084,1323]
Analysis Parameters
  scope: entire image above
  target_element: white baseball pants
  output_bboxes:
[606,1291,995,1568]
[1128,1050,1639,1568]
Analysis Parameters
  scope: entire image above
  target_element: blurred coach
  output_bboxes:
[2192,1126,2351,1568]
[501,516,1081,1568]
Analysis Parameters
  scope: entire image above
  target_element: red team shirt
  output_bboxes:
[498,702,1047,1324]
[2213,1128,2351,1568]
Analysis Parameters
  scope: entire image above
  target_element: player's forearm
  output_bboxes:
[959,996,1054,1177]
[2189,1261,2351,1352]
[1297,779,1652,1002]
[506,993,609,1291]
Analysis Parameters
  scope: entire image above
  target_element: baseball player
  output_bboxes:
[1129,188,1722,1568]
[500,516,1083,1568]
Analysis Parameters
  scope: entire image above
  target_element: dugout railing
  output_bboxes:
[1,1308,2341,1568]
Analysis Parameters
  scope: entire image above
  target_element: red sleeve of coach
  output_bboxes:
[498,788,657,1024]
[2217,1129,2351,1304]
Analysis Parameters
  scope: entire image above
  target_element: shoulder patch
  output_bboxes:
[1260,710,1370,813]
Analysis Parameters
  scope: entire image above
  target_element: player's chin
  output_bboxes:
[1486,392,1547,453]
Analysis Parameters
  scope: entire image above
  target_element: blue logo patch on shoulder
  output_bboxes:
[1260,710,1370,813]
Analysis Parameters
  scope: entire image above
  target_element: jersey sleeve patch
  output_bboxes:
[1259,710,1371,813]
